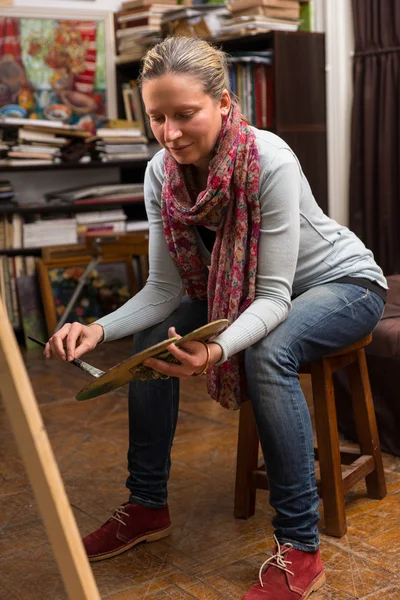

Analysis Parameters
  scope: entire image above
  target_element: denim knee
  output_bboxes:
[245,333,298,380]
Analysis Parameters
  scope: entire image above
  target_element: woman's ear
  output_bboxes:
[220,89,231,116]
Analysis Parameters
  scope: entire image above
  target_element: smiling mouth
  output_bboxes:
[169,144,192,152]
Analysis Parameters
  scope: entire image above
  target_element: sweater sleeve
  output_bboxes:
[94,157,184,341]
[213,149,302,362]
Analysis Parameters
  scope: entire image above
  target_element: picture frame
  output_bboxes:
[0,7,117,128]
[37,254,135,335]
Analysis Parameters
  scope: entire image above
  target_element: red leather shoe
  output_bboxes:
[243,536,326,599]
[83,502,172,562]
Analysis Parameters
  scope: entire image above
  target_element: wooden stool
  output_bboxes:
[234,334,387,537]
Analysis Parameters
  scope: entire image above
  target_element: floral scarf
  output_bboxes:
[161,104,260,409]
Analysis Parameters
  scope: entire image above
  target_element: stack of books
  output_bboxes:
[0,118,91,167]
[45,183,145,206]
[115,0,179,62]
[0,180,14,205]
[76,210,128,240]
[94,124,149,163]
[220,0,301,38]
[23,218,78,249]
[161,3,230,39]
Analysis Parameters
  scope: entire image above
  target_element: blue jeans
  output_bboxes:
[127,284,384,551]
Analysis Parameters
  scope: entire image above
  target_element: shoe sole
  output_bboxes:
[88,524,173,562]
[303,571,326,599]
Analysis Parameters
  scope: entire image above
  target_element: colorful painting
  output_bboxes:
[48,262,131,326]
[0,10,116,129]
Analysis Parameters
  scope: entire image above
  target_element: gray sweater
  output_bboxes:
[96,128,387,362]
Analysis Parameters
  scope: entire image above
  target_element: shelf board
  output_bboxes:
[0,158,149,173]
[0,197,144,216]
[0,247,42,257]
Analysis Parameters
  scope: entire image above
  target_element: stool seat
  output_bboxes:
[234,334,387,538]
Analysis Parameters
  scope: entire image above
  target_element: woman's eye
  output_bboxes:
[151,116,164,123]
[179,113,193,120]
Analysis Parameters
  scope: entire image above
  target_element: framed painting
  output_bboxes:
[37,256,135,335]
[0,7,117,130]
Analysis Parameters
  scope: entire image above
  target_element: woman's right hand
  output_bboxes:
[44,322,104,362]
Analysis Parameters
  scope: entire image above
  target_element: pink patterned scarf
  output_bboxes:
[161,104,260,409]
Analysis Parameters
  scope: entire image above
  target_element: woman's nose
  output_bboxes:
[164,121,182,142]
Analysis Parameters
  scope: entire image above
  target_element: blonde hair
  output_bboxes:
[139,36,238,106]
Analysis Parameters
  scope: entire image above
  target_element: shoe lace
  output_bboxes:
[258,535,294,587]
[110,505,129,526]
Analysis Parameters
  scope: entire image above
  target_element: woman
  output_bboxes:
[45,37,387,599]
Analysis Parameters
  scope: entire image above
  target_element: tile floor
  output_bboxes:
[0,339,399,599]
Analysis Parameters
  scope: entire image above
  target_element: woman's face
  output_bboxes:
[142,73,231,173]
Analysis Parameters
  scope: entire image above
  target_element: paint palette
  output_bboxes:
[75,319,229,401]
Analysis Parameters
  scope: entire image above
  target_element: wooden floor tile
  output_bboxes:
[0,583,19,599]
[319,539,400,597]
[359,585,400,599]
[312,584,355,599]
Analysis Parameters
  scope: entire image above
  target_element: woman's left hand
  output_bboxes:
[143,326,222,378]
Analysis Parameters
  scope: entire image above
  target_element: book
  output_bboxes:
[1,256,15,325]
[101,152,149,161]
[96,127,143,138]
[126,220,149,232]
[18,129,68,146]
[76,210,127,224]
[24,125,90,139]
[0,117,65,128]
[228,15,300,26]
[0,159,55,167]
[107,119,142,129]
[116,24,159,38]
[88,135,148,144]
[117,13,163,28]
[11,144,60,155]
[46,183,144,203]
[231,5,301,19]
[16,274,47,350]
[229,0,299,10]
[7,257,20,328]
[117,6,179,24]
[74,195,144,206]
[7,151,56,161]
[23,219,78,248]
[121,0,177,9]
[219,19,299,34]
[103,144,148,153]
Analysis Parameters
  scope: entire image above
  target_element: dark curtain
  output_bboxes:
[350,0,400,275]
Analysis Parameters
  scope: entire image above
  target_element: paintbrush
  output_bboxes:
[27,336,105,379]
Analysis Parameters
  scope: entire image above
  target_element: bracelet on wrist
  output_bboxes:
[192,341,211,377]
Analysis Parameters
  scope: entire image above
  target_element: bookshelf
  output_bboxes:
[116,30,328,213]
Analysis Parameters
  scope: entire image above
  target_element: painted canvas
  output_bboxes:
[0,14,110,130]
[48,262,131,326]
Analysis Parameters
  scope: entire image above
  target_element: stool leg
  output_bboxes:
[347,349,387,499]
[311,360,347,537]
[234,400,259,519]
